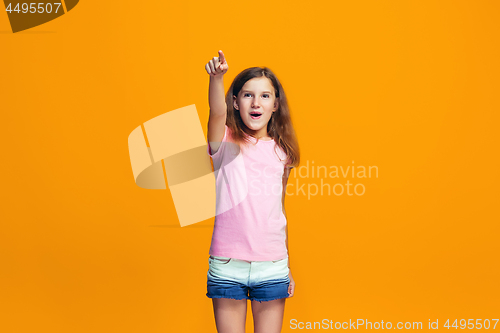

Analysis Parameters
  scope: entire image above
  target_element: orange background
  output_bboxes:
[1,1,499,332]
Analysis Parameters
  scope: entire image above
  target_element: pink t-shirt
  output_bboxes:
[207,124,289,261]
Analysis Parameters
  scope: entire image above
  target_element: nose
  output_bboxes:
[251,97,260,108]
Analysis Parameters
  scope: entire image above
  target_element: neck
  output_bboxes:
[244,127,271,140]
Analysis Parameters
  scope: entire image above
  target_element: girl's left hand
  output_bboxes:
[288,269,295,297]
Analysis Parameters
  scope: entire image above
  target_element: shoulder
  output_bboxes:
[224,124,234,142]
[273,142,288,163]
[216,124,231,144]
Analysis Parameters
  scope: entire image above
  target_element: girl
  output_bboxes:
[205,50,300,333]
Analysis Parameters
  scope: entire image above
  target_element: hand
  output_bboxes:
[287,269,295,297]
[205,50,228,77]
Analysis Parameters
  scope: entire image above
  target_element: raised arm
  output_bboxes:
[205,50,228,153]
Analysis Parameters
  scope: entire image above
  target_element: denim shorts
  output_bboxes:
[206,255,290,303]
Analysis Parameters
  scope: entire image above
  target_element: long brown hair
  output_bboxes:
[224,67,300,169]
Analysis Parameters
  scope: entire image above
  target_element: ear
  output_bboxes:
[273,98,279,111]
[233,95,238,110]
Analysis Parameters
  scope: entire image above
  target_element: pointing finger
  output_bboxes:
[218,50,226,64]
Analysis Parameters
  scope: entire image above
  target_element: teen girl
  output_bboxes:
[205,50,300,333]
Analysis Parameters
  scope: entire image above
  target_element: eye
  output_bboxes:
[244,93,252,97]
[263,94,270,98]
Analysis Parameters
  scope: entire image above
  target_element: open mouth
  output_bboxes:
[250,112,262,119]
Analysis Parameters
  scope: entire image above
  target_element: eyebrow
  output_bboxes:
[241,90,272,94]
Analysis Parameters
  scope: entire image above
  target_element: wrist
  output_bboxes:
[210,74,224,81]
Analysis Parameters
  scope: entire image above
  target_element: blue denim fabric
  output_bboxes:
[206,255,290,302]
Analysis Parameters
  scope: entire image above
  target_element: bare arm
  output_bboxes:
[208,75,226,118]
[282,167,292,269]
[283,166,295,297]
[205,51,228,150]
